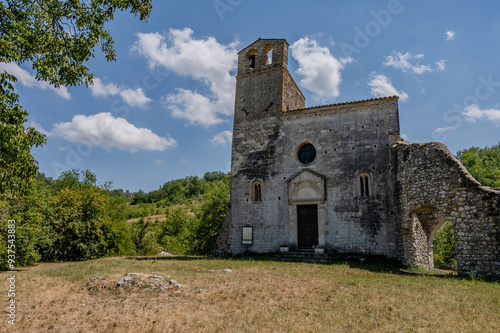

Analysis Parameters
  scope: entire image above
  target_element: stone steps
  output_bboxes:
[274,251,332,263]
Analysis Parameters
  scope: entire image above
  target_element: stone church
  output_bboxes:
[217,38,500,277]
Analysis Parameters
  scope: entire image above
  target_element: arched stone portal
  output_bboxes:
[406,207,451,269]
[288,169,326,250]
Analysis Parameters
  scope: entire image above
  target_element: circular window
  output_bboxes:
[298,143,316,164]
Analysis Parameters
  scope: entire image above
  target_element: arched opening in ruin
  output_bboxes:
[246,49,257,69]
[263,44,274,65]
[409,207,458,270]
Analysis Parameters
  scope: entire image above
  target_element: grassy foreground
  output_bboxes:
[1,256,499,333]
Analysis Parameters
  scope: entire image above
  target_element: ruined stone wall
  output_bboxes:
[394,142,500,276]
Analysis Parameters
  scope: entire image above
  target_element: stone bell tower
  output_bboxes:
[227,38,305,254]
[233,38,305,123]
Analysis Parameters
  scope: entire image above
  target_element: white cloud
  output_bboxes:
[51,112,177,152]
[290,37,352,102]
[210,130,233,145]
[383,51,432,75]
[28,121,51,136]
[435,126,454,133]
[367,72,409,101]
[436,59,447,72]
[0,62,71,99]
[446,30,456,41]
[90,78,120,97]
[120,88,152,108]
[90,77,151,108]
[133,28,238,126]
[463,104,500,125]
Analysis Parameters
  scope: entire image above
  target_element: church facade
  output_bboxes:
[218,38,500,277]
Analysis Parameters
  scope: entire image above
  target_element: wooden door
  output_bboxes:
[297,205,318,249]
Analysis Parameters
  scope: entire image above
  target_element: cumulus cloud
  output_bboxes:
[446,30,456,41]
[290,37,352,102]
[367,72,408,101]
[119,88,152,108]
[210,130,233,145]
[90,77,151,108]
[463,104,500,125]
[51,112,177,152]
[133,28,238,126]
[0,62,71,99]
[383,51,432,75]
[436,59,447,72]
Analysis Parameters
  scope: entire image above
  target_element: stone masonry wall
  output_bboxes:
[394,141,500,277]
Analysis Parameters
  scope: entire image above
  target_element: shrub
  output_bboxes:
[433,221,457,270]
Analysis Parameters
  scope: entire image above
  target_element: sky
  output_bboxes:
[6,0,500,192]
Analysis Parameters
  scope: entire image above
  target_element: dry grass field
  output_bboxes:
[1,255,499,333]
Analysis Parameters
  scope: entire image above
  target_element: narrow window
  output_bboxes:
[252,180,262,201]
[364,176,370,196]
[360,177,365,197]
[264,44,274,65]
[267,48,273,65]
[358,172,371,197]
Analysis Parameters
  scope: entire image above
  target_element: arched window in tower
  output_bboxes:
[264,44,274,65]
[246,49,257,70]
[252,180,262,201]
[357,172,371,197]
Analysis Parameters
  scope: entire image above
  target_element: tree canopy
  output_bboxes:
[457,143,500,188]
[0,0,152,196]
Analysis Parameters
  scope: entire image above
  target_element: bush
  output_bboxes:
[433,221,457,270]
[189,179,230,255]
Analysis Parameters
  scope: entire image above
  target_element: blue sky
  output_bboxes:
[6,0,500,192]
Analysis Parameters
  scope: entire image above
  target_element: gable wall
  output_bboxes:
[228,97,402,256]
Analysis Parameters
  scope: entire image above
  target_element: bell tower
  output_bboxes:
[233,38,305,123]
[227,39,306,254]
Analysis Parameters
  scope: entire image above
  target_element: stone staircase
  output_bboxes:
[274,249,332,263]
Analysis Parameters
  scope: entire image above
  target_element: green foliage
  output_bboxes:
[1,169,140,268]
[0,72,46,196]
[457,143,500,187]
[0,0,152,87]
[190,178,230,255]
[38,178,109,261]
[0,0,152,197]
[156,208,193,254]
[433,221,457,270]
[131,173,230,205]
[0,169,232,269]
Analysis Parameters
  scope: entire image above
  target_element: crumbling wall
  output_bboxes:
[394,141,500,277]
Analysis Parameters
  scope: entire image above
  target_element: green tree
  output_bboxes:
[157,208,192,254]
[39,183,108,261]
[433,221,457,270]
[457,143,500,188]
[203,171,228,183]
[190,178,230,255]
[0,0,152,196]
